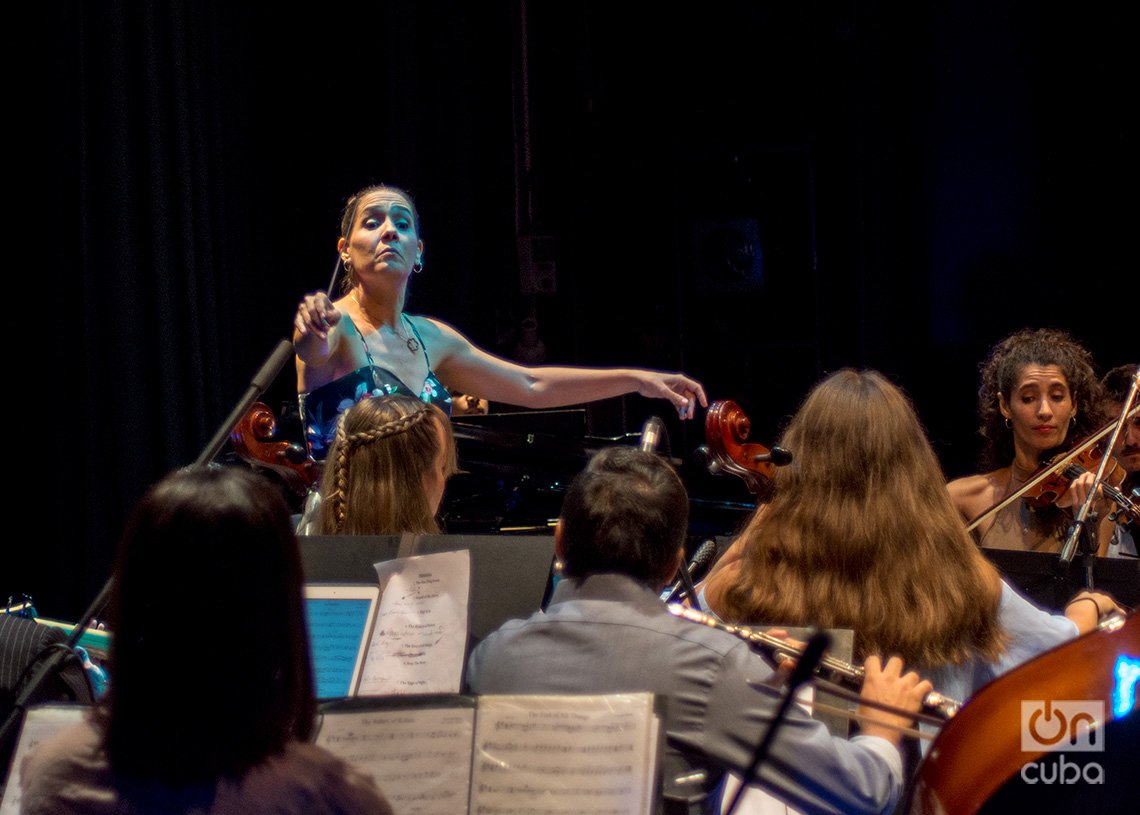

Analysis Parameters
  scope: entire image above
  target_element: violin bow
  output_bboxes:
[965,405,1139,533]
[1059,369,1140,562]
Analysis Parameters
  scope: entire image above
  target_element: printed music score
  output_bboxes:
[315,704,475,813]
[316,693,660,815]
[361,549,471,695]
[0,706,86,815]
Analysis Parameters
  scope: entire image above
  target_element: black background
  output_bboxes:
[10,1,1132,620]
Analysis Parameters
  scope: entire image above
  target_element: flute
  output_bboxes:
[667,604,962,720]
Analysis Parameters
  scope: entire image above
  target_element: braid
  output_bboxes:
[328,406,432,532]
[329,415,352,533]
[342,406,433,449]
[316,394,450,536]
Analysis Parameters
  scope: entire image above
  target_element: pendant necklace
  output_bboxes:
[351,293,420,354]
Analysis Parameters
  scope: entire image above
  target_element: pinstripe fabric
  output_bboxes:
[2,616,63,691]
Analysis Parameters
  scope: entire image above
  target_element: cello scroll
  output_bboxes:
[703,399,791,499]
[229,402,321,496]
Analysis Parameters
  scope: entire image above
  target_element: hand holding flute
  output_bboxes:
[669,604,960,723]
[858,655,934,745]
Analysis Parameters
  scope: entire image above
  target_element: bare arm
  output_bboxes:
[292,291,344,367]
[1063,590,1124,635]
[428,318,707,417]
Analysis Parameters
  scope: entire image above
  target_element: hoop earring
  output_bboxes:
[412,260,424,274]
[1005,417,1012,429]
[1070,414,1076,427]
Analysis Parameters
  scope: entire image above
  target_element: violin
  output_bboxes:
[703,399,792,499]
[1025,443,1137,524]
[966,407,1139,533]
[229,401,321,496]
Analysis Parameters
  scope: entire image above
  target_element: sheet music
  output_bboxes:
[316,706,475,814]
[305,595,375,697]
[360,550,471,695]
[470,693,658,815]
[0,706,86,815]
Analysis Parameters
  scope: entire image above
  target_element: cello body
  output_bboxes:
[909,614,1139,814]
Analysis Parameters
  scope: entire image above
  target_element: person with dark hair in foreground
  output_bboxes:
[19,468,392,815]
[467,446,931,815]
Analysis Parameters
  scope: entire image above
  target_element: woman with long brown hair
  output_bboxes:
[701,369,1114,707]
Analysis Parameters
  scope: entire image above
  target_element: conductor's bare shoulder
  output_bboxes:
[410,315,463,348]
[410,315,480,368]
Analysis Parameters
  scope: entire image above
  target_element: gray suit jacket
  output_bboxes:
[467,573,901,815]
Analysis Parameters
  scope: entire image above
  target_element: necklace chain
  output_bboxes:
[350,293,420,354]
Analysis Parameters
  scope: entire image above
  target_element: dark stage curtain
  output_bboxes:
[11,0,1133,622]
[25,2,255,620]
[18,0,520,621]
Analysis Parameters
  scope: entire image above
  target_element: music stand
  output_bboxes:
[298,534,556,640]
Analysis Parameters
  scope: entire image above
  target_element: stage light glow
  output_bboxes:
[1113,656,1140,718]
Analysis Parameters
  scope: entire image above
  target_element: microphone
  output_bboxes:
[661,539,720,605]
[785,631,831,691]
[639,416,668,454]
[685,539,720,579]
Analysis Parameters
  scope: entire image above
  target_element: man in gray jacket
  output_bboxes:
[467,447,930,815]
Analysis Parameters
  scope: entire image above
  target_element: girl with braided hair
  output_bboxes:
[312,394,457,535]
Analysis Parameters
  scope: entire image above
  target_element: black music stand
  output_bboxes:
[982,549,1140,611]
[298,534,556,641]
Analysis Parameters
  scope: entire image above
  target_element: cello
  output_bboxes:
[908,613,1138,814]
[702,398,791,500]
[229,402,321,496]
